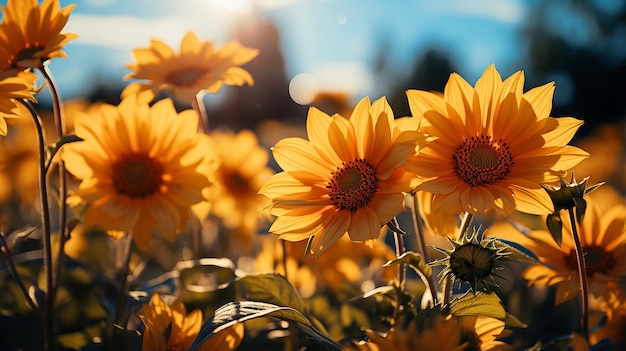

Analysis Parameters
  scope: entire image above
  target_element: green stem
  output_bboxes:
[0,231,43,319]
[568,207,589,341]
[40,63,68,304]
[443,212,473,305]
[281,239,288,281]
[390,217,406,325]
[20,99,54,351]
[114,232,134,327]
[410,193,437,307]
[193,90,209,133]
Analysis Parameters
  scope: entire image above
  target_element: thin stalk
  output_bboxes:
[114,232,134,326]
[443,212,474,305]
[0,231,43,319]
[410,193,437,307]
[281,239,288,281]
[391,217,406,325]
[193,90,209,133]
[568,207,589,341]
[40,63,68,303]
[20,99,54,351]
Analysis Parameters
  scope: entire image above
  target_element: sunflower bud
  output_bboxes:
[541,173,603,246]
[430,230,509,293]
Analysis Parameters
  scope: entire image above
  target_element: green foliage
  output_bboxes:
[190,301,341,351]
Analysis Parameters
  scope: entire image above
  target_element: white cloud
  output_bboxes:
[65,14,191,48]
[307,61,373,97]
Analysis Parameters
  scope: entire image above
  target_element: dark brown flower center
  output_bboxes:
[165,67,208,86]
[224,172,249,195]
[453,135,513,186]
[112,152,164,198]
[449,243,496,283]
[565,246,616,277]
[327,158,377,212]
[6,42,45,69]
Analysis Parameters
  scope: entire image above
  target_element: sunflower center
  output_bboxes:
[165,67,207,86]
[565,246,616,277]
[225,172,249,195]
[327,158,377,212]
[453,135,513,186]
[7,42,44,69]
[449,243,496,283]
[112,153,164,198]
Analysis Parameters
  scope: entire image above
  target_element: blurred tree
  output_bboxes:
[523,0,626,137]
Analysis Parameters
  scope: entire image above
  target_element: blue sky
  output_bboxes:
[0,0,564,104]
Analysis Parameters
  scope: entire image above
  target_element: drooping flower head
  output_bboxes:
[63,95,214,250]
[123,31,259,103]
[406,64,588,216]
[497,199,626,305]
[0,0,77,71]
[259,96,430,257]
[0,71,37,135]
[139,293,244,351]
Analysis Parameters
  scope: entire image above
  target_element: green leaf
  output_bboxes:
[493,239,539,263]
[448,291,506,321]
[384,251,432,279]
[189,301,341,351]
[46,134,83,172]
[235,273,308,314]
[584,181,604,195]
[386,220,407,235]
[546,213,563,247]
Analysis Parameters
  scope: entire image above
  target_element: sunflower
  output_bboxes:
[343,313,512,351]
[203,129,274,250]
[259,96,430,256]
[0,0,77,71]
[497,199,626,305]
[62,95,214,250]
[123,31,259,104]
[405,64,588,216]
[139,293,244,351]
[0,71,37,135]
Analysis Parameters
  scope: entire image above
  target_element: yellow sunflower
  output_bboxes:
[0,0,77,71]
[259,96,429,256]
[204,129,274,250]
[0,71,37,135]
[343,314,512,351]
[405,64,588,215]
[496,199,626,305]
[123,31,259,103]
[62,95,214,250]
[140,293,244,351]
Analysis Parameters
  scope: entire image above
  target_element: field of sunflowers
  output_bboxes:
[0,0,625,350]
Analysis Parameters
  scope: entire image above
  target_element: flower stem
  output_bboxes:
[40,63,68,304]
[410,193,437,307]
[568,207,589,341]
[114,232,134,326]
[0,230,43,320]
[20,99,54,351]
[391,217,406,325]
[443,212,473,305]
[281,239,289,281]
[193,90,209,133]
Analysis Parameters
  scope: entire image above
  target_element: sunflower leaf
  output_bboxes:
[492,239,539,263]
[46,134,83,172]
[384,251,432,279]
[448,291,506,321]
[189,301,341,351]
[546,213,563,247]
